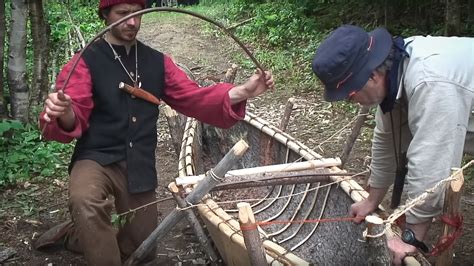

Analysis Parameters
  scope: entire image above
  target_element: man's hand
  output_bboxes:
[43,90,75,131]
[229,69,274,104]
[387,236,417,265]
[349,186,388,223]
[349,199,378,223]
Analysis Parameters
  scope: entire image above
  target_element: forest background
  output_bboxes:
[0,0,473,217]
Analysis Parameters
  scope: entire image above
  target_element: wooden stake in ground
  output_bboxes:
[124,140,249,265]
[168,182,219,263]
[365,215,391,265]
[436,168,464,266]
[279,97,295,131]
[238,202,267,266]
[262,97,295,165]
[340,105,370,168]
[162,105,186,156]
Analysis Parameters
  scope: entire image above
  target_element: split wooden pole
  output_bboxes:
[124,139,249,265]
[175,158,342,186]
[365,215,391,265]
[238,202,268,266]
[210,170,355,191]
[436,167,464,266]
[168,182,219,263]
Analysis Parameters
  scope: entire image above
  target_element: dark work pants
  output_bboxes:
[66,160,157,265]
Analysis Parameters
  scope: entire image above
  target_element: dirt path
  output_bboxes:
[1,11,473,265]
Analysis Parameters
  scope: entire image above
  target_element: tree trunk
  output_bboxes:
[445,0,461,36]
[7,0,29,122]
[28,0,50,108]
[0,0,7,118]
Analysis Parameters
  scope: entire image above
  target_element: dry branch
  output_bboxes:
[279,97,295,131]
[124,140,249,265]
[226,17,255,31]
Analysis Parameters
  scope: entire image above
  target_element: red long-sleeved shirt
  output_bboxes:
[39,54,246,143]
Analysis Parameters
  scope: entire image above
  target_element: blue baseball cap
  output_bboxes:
[312,25,393,101]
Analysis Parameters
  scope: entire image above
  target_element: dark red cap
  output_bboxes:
[99,0,145,10]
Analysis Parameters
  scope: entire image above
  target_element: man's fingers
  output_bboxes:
[45,99,66,112]
[57,90,67,101]
[43,113,51,123]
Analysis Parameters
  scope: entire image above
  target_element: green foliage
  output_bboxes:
[111,211,135,228]
[46,1,103,71]
[228,2,318,47]
[0,120,73,187]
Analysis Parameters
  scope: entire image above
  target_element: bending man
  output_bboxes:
[312,25,473,264]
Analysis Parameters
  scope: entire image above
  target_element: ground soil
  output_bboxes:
[1,12,474,265]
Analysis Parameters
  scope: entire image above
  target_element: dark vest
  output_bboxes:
[71,39,165,194]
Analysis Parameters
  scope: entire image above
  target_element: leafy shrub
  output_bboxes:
[0,120,73,187]
[230,2,318,47]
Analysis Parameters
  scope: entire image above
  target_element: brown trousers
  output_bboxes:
[66,160,157,265]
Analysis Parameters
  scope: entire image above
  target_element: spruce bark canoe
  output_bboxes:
[175,111,429,265]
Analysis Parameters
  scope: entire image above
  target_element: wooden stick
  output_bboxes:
[279,97,295,131]
[162,105,186,157]
[436,167,464,266]
[176,158,341,186]
[261,97,295,164]
[210,171,360,191]
[340,105,370,167]
[365,215,391,265]
[238,202,267,266]
[226,17,255,31]
[168,182,219,263]
[223,64,238,83]
[124,140,249,265]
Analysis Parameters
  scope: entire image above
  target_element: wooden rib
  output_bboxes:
[266,183,311,237]
[262,185,297,223]
[290,184,332,252]
[277,183,320,244]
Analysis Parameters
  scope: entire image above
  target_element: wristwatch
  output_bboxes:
[401,228,430,253]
